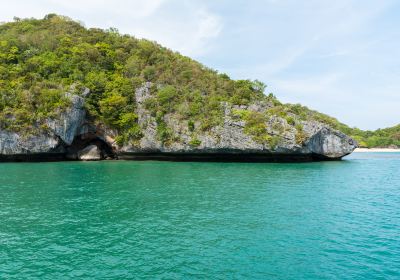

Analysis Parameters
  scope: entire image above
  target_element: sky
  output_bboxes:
[1,0,399,130]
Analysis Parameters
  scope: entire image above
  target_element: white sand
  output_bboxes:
[354,148,400,153]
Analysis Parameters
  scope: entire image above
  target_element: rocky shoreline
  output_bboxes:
[0,85,357,162]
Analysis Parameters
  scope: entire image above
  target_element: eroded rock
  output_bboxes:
[305,127,356,158]
[0,84,357,161]
[0,131,60,155]
[117,85,357,159]
[78,145,101,161]
[46,93,86,146]
[0,89,87,158]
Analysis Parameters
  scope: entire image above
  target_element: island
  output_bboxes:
[0,15,397,162]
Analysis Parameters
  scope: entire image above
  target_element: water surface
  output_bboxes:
[1,153,399,279]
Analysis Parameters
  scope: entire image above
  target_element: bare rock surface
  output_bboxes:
[304,127,356,158]
[0,84,357,161]
[0,89,86,156]
[0,131,60,155]
[46,94,86,146]
[118,84,357,159]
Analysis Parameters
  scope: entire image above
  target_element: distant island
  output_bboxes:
[0,15,397,161]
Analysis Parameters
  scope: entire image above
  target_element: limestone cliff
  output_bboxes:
[0,84,357,162]
[0,91,86,159]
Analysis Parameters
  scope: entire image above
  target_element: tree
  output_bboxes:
[99,93,127,126]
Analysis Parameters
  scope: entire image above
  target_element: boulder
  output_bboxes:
[305,127,357,158]
[78,145,101,161]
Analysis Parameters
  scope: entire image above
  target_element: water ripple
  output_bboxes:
[0,154,400,279]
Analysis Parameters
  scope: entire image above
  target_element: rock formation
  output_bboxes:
[0,84,357,162]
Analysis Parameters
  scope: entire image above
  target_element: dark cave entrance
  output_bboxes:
[67,133,116,160]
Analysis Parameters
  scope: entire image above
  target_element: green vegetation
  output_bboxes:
[285,104,400,148]
[349,125,400,148]
[0,15,398,148]
[232,109,282,146]
[0,15,265,144]
[295,124,306,145]
[264,103,400,148]
[189,137,201,147]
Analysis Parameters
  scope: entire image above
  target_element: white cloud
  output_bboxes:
[112,6,222,57]
[175,9,223,56]
[0,0,222,57]
[47,0,166,18]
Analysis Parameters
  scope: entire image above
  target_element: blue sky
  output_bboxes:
[1,0,399,130]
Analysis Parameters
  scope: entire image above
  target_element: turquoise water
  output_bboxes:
[1,153,399,279]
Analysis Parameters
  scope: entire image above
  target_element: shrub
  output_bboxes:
[286,116,295,125]
[143,65,156,81]
[156,117,173,145]
[157,85,177,107]
[242,112,271,144]
[188,120,195,132]
[295,124,307,145]
[99,93,127,126]
[189,137,201,147]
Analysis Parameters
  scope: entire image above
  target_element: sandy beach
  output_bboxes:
[354,148,400,153]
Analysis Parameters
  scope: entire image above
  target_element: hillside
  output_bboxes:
[348,125,400,148]
[0,15,371,161]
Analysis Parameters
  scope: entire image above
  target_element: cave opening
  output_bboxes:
[67,133,116,160]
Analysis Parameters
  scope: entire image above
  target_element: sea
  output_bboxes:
[0,152,399,279]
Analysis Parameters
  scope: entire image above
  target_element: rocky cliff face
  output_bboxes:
[0,91,86,159]
[0,84,357,162]
[115,83,356,161]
